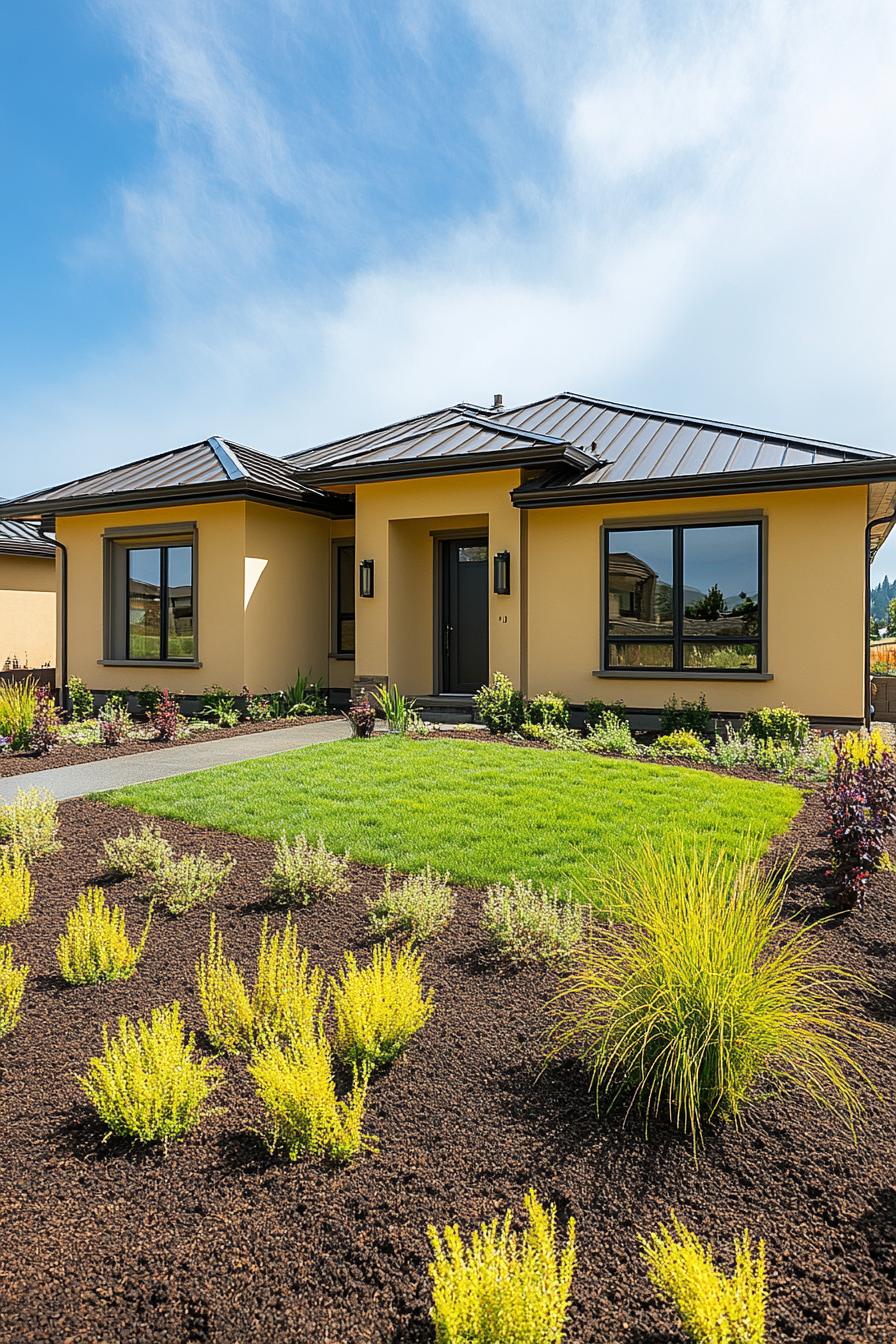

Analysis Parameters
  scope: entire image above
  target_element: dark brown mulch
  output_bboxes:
[0,716,339,779]
[1,795,895,1343]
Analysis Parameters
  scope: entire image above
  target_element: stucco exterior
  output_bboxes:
[0,553,56,669]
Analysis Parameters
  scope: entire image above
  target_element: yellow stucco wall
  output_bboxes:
[354,470,522,693]
[525,484,868,719]
[0,554,56,668]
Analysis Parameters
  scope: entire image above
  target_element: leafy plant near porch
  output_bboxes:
[427,1189,576,1344]
[66,676,94,722]
[97,702,132,746]
[30,686,60,755]
[368,865,455,943]
[549,839,869,1148]
[585,712,640,757]
[525,692,570,730]
[266,833,350,907]
[641,1213,767,1344]
[474,671,525,735]
[824,729,896,907]
[201,686,239,727]
[151,690,180,741]
[660,694,711,737]
[0,943,28,1039]
[56,888,152,985]
[78,1002,223,1143]
[331,943,433,1071]
[0,849,34,927]
[649,730,711,761]
[0,787,59,864]
[346,694,376,738]
[372,683,418,734]
[742,705,809,751]
[482,879,585,964]
[277,668,326,717]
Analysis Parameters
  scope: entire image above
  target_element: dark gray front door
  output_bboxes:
[440,538,488,694]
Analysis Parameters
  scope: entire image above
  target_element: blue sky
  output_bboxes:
[2,1,896,572]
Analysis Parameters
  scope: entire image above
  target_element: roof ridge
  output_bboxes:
[284,403,471,463]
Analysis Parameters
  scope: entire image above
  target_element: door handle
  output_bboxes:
[443,624,452,654]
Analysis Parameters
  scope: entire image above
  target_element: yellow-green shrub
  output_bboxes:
[196,914,255,1054]
[368,865,455,943]
[0,787,59,864]
[78,1002,223,1142]
[0,849,33,927]
[195,913,326,1053]
[428,1189,576,1344]
[550,840,868,1147]
[331,943,433,1070]
[0,943,28,1039]
[641,1212,766,1344]
[249,1027,372,1162]
[102,824,173,880]
[56,887,151,984]
[148,850,234,915]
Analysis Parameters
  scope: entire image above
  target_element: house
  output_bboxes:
[0,520,56,672]
[2,391,895,725]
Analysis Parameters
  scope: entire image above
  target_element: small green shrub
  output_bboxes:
[585,711,640,757]
[266,833,350,907]
[742,705,809,751]
[483,879,584,964]
[332,943,434,1071]
[650,730,711,761]
[250,1028,373,1162]
[526,692,570,730]
[549,840,868,1147]
[97,702,131,745]
[0,787,59,864]
[641,1212,766,1344]
[0,943,28,1039]
[201,685,239,727]
[67,676,94,721]
[584,697,626,729]
[102,824,174,880]
[148,851,234,915]
[103,689,130,714]
[368,865,454,942]
[78,1002,223,1142]
[0,849,33,926]
[0,677,37,750]
[522,722,586,750]
[474,671,525,735]
[56,887,151,984]
[428,1189,576,1344]
[243,688,276,721]
[660,694,710,736]
[136,684,163,719]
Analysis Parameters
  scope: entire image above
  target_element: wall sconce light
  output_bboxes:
[493,550,511,595]
[359,558,375,598]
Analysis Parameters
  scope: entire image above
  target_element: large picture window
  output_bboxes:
[333,541,355,656]
[604,521,761,672]
[126,543,194,661]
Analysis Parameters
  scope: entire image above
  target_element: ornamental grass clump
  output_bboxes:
[56,888,151,985]
[0,677,36,750]
[78,1002,223,1143]
[249,1028,373,1162]
[0,943,28,1039]
[368,865,454,943]
[824,729,896,907]
[0,849,33,927]
[482,879,584,964]
[148,850,234,915]
[549,840,868,1148]
[332,943,433,1071]
[641,1213,766,1344]
[102,824,174,880]
[266,833,350,907]
[0,787,59,864]
[428,1189,576,1344]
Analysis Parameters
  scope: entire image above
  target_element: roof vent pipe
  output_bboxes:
[492,393,503,410]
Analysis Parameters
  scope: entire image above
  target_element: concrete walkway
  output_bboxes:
[0,718,350,804]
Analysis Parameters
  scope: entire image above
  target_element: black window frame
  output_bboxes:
[125,542,195,663]
[602,519,763,674]
[332,539,356,658]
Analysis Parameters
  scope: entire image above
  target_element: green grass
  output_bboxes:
[100,737,802,894]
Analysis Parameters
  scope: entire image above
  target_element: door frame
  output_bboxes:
[432,530,489,695]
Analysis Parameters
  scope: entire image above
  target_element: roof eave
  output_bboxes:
[511,457,896,508]
[0,479,354,523]
[298,442,596,487]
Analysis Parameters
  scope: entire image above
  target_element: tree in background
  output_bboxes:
[887,596,896,636]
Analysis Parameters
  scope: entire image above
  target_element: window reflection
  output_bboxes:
[607,529,673,635]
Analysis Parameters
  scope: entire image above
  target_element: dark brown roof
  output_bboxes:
[0,520,54,558]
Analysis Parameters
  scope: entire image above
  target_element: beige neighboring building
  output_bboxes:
[0,520,56,670]
[2,390,895,724]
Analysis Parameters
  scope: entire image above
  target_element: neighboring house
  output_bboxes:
[0,520,56,671]
[2,391,896,724]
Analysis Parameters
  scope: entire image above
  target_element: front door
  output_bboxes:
[440,538,488,694]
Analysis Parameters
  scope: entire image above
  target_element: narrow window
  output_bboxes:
[126,543,194,661]
[334,542,355,656]
[604,521,761,673]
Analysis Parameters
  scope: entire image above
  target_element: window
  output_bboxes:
[604,521,761,673]
[333,541,355,656]
[125,543,194,661]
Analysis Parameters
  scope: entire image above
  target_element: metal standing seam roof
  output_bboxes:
[0,519,54,558]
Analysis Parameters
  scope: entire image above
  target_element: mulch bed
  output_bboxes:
[0,716,339,779]
[1,793,895,1342]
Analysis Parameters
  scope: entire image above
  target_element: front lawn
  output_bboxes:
[102,736,802,891]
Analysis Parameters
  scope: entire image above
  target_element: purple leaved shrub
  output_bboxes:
[823,736,896,907]
[30,685,60,756]
[346,695,376,739]
[152,689,180,742]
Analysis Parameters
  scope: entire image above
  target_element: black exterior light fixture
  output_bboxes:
[493,550,511,595]
[359,558,375,598]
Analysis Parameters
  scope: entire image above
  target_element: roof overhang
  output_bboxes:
[0,480,354,525]
[511,455,896,509]
[299,441,597,487]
